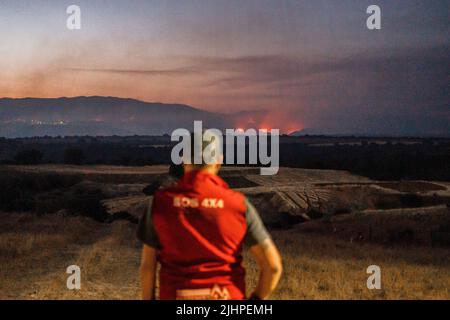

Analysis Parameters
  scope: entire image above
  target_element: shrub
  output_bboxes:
[33,185,108,222]
[0,169,82,212]
[63,148,85,165]
[14,149,43,165]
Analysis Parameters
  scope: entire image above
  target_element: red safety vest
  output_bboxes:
[151,170,247,300]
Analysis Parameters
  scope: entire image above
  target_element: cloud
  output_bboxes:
[21,44,450,136]
[186,45,449,135]
[64,66,200,76]
[188,44,449,87]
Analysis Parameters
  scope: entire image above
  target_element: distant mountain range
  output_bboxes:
[0,96,239,137]
[290,128,450,138]
[2,97,447,138]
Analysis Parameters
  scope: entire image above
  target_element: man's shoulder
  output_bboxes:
[153,185,181,199]
[215,186,247,211]
[153,179,246,209]
[227,188,246,202]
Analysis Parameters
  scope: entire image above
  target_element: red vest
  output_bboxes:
[152,170,247,300]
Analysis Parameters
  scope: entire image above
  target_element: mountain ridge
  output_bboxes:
[0,96,231,137]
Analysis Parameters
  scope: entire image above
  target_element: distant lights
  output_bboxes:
[29,119,67,126]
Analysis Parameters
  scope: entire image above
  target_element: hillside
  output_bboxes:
[0,96,230,137]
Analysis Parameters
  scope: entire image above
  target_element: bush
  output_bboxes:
[0,169,82,212]
[66,187,108,221]
[14,149,43,165]
[33,186,108,221]
[64,148,85,165]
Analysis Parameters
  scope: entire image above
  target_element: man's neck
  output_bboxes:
[184,165,219,176]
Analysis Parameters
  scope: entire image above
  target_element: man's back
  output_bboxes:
[138,130,282,301]
[141,170,248,299]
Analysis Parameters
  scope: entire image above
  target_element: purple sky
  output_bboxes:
[0,0,448,135]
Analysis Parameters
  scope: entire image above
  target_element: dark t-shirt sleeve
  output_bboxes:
[136,198,160,249]
[244,198,271,247]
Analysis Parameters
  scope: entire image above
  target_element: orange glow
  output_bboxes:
[233,113,303,134]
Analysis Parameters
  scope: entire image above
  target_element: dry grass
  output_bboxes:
[245,228,450,299]
[0,212,449,300]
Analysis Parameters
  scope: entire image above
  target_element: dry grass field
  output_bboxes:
[1,165,449,299]
[1,212,448,300]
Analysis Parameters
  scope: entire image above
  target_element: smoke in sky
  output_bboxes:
[0,0,448,136]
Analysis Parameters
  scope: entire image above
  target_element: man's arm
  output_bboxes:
[244,199,282,299]
[140,244,158,300]
[137,198,161,300]
[249,238,282,300]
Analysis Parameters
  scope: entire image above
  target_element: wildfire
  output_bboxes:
[233,115,302,135]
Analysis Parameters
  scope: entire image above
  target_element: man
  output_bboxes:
[137,132,282,300]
